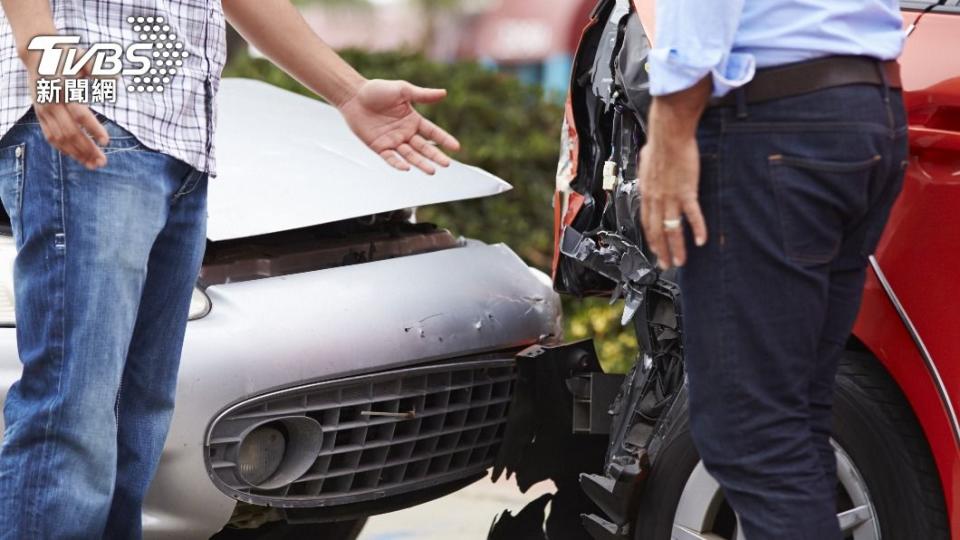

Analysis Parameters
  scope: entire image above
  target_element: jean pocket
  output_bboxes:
[0,143,26,240]
[92,114,144,155]
[768,153,882,265]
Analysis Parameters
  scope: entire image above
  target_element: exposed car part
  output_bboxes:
[570,371,626,435]
[491,341,609,540]
[543,1,693,537]
[206,355,518,516]
[579,282,684,539]
[210,79,511,242]
[200,215,459,286]
[553,0,652,297]
[629,353,949,540]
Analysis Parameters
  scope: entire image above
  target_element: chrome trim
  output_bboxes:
[868,255,960,448]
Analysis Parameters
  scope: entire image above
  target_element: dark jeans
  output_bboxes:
[0,112,208,539]
[679,83,907,539]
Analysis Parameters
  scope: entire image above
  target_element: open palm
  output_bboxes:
[338,79,461,175]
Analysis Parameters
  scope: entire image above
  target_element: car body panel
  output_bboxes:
[854,7,960,536]
[210,79,511,242]
[132,243,560,538]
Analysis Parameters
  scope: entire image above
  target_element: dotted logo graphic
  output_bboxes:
[125,16,188,94]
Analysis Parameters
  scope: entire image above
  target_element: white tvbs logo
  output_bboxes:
[28,16,188,105]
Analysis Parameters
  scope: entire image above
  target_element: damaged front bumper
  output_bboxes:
[506,0,694,536]
[493,277,686,540]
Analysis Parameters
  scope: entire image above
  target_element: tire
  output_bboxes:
[631,351,949,539]
[211,517,367,540]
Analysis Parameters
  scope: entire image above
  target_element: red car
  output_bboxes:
[519,1,960,539]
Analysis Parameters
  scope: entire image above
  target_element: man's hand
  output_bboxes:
[223,0,461,176]
[29,70,109,171]
[2,0,110,170]
[639,132,706,269]
[638,77,712,269]
[337,80,460,175]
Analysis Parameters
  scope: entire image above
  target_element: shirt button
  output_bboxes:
[15,146,22,158]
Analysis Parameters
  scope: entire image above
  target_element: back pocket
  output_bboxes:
[768,153,881,265]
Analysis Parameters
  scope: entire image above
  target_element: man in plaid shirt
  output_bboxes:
[0,1,459,537]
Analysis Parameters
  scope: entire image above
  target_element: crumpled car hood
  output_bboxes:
[208,78,511,241]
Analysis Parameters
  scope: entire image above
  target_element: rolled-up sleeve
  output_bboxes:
[648,0,756,97]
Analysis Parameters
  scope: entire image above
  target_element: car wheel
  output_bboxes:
[632,352,949,540]
[212,518,367,540]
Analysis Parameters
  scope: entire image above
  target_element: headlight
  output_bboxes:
[0,235,211,326]
[188,287,212,320]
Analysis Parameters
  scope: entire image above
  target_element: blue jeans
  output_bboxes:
[679,84,907,539]
[0,111,207,539]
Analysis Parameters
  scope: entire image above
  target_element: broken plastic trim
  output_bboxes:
[580,280,686,538]
[490,341,609,540]
[560,227,657,325]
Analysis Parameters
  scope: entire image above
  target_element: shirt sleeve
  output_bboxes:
[647,0,756,98]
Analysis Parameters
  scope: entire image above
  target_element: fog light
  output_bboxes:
[235,416,323,490]
[238,425,286,486]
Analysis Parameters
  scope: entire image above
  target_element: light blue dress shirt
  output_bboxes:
[648,0,906,97]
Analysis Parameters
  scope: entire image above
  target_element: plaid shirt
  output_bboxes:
[0,1,228,174]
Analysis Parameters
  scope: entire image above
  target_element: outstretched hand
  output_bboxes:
[338,79,461,175]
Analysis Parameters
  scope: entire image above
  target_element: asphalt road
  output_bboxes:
[358,475,556,540]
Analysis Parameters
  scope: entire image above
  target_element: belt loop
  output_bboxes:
[876,61,895,133]
[735,89,748,120]
[876,62,891,104]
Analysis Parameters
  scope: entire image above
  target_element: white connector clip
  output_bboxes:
[603,160,619,191]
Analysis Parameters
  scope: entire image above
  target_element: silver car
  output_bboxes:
[0,79,562,539]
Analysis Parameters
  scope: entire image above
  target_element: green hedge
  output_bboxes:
[223,50,638,373]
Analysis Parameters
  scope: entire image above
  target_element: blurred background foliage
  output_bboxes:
[224,49,638,373]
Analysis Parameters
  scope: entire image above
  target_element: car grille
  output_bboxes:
[205,357,517,507]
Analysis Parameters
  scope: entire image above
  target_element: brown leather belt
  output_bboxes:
[710,55,902,108]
